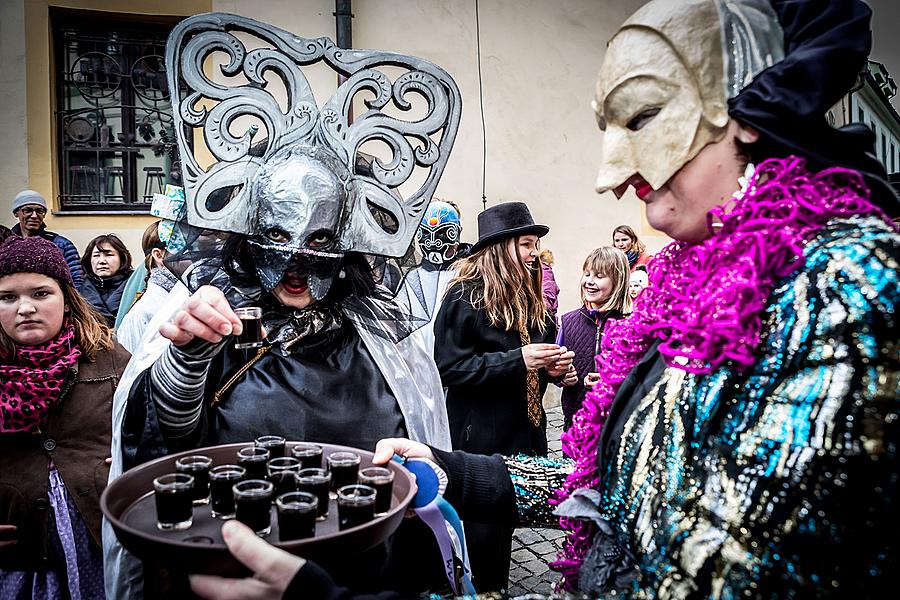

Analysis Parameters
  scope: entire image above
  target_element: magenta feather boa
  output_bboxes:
[551,156,890,589]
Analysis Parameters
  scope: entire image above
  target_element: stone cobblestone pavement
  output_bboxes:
[506,388,566,596]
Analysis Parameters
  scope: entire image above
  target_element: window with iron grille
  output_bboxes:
[54,10,183,213]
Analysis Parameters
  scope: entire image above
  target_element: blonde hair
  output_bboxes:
[613,224,646,255]
[450,236,547,333]
[539,248,554,265]
[582,246,632,314]
[0,279,114,361]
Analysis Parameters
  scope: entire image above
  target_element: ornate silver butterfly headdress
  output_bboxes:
[166,13,461,264]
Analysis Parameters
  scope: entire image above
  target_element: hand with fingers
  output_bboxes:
[561,364,579,387]
[584,372,601,390]
[545,346,576,378]
[190,520,306,600]
[521,343,563,370]
[159,285,244,347]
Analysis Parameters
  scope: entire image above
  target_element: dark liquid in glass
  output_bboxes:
[338,501,375,530]
[330,463,359,492]
[278,506,316,540]
[236,317,263,347]
[270,471,297,498]
[291,446,323,470]
[257,438,285,458]
[238,455,268,480]
[155,488,192,527]
[210,475,241,517]
[297,478,330,520]
[369,479,393,514]
[236,494,272,534]
[176,464,210,503]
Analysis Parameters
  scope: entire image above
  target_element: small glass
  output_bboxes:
[234,306,264,349]
[276,491,318,541]
[358,466,394,515]
[237,446,270,480]
[290,442,323,470]
[267,457,301,498]
[175,455,213,505]
[327,451,361,495]
[233,479,274,536]
[255,435,286,459]
[153,473,194,531]
[209,464,245,519]
[295,468,332,521]
[336,484,376,531]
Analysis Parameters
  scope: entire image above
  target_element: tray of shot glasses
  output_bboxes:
[101,436,417,575]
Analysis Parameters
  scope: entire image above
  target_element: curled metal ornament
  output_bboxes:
[166,12,461,257]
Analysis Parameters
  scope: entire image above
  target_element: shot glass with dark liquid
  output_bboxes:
[295,468,332,521]
[358,466,394,515]
[209,464,245,519]
[276,491,317,541]
[327,451,361,496]
[237,446,270,480]
[267,457,301,498]
[290,442,323,470]
[233,479,274,536]
[337,484,376,531]
[175,455,213,505]
[234,306,264,349]
[255,435,286,459]
[153,473,194,531]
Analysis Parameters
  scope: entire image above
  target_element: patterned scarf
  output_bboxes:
[624,250,639,269]
[0,320,81,433]
[551,156,891,589]
[519,324,543,427]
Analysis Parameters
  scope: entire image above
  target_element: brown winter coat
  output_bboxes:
[0,343,130,571]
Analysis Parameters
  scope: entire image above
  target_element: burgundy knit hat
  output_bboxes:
[0,236,74,286]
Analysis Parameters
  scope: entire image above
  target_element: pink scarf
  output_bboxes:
[551,156,891,588]
[0,320,81,433]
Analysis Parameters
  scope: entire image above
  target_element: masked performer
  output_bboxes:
[397,199,463,353]
[178,1,900,597]
[105,12,459,598]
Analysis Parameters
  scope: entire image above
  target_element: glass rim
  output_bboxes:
[276,491,318,510]
[153,472,194,489]
[255,435,286,444]
[238,446,270,459]
[359,466,394,481]
[233,479,274,496]
[235,306,263,317]
[209,464,246,477]
[327,451,361,465]
[336,483,376,503]
[296,467,331,480]
[175,454,213,467]
[290,442,323,454]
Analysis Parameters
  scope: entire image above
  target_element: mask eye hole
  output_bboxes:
[626,107,661,131]
[596,115,607,132]
[306,230,333,248]
[265,228,290,243]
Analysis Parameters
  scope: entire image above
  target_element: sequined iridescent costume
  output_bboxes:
[493,211,899,597]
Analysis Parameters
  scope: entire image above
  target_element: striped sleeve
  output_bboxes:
[149,339,225,438]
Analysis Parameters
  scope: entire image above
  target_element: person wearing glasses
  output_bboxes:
[9,190,83,288]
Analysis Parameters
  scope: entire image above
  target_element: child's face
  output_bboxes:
[582,269,613,308]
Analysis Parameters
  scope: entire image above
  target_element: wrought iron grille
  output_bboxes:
[54,12,182,212]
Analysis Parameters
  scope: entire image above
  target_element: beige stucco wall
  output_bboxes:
[0,1,29,207]
[6,0,665,311]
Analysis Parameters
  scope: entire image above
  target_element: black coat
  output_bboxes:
[433,282,556,456]
[79,270,132,327]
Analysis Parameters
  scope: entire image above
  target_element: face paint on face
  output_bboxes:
[248,147,347,301]
[417,201,461,266]
[593,0,730,197]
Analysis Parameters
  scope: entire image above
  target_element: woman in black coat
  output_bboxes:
[432,201,574,590]
[79,234,133,327]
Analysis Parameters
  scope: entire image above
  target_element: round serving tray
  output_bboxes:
[101,442,416,575]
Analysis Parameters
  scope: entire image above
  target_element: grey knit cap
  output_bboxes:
[12,190,48,213]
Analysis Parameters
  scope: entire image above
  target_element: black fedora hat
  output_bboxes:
[471,202,549,253]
